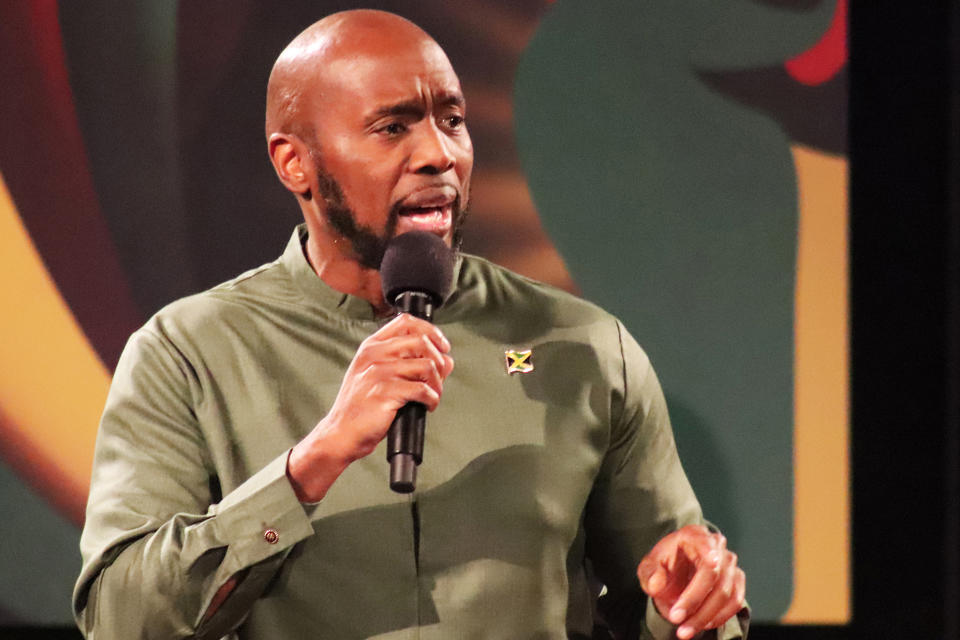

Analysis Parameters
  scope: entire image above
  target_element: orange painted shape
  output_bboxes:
[0,172,110,521]
[782,145,851,623]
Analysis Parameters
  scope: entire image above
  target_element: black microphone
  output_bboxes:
[380,231,455,493]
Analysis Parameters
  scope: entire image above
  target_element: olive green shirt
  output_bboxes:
[75,226,746,639]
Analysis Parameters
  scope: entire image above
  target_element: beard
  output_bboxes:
[314,167,399,270]
[309,148,469,270]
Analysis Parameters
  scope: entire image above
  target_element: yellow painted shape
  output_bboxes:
[782,145,851,623]
[0,172,110,499]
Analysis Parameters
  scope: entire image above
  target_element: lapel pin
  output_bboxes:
[505,348,534,374]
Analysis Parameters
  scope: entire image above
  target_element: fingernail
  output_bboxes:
[678,625,694,638]
[669,607,686,624]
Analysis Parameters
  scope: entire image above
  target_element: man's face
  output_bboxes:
[304,38,473,268]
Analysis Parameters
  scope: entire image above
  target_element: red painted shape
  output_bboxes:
[0,0,147,526]
[786,0,847,86]
[0,0,143,369]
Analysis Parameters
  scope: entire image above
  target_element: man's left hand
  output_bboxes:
[637,524,745,639]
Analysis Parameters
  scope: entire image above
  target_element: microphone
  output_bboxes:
[380,231,455,493]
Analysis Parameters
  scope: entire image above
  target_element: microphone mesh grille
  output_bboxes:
[380,231,455,305]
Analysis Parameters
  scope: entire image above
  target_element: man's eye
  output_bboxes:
[443,115,465,130]
[380,122,406,136]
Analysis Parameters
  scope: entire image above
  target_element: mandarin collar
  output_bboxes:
[280,224,464,323]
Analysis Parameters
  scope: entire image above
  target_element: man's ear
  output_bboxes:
[268,132,312,197]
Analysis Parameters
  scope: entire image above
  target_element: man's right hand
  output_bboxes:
[286,313,454,502]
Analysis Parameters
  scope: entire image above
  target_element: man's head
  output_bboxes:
[265,10,473,270]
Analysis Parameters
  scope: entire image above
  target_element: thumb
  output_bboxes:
[638,558,668,596]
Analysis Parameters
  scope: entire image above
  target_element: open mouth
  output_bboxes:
[396,189,456,236]
[400,205,447,219]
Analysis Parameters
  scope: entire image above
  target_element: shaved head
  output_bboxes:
[264,10,472,296]
[265,10,442,141]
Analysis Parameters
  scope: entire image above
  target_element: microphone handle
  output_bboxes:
[387,291,435,493]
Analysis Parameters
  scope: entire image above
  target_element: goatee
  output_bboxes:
[314,166,469,270]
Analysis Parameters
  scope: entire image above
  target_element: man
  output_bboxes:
[74,10,747,639]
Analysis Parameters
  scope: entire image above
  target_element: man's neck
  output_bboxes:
[304,232,391,316]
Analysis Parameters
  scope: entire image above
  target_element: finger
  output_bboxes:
[407,337,454,380]
[665,540,724,625]
[378,377,442,412]
[359,334,451,381]
[410,334,453,377]
[638,533,695,599]
[394,357,445,397]
[368,358,445,401]
[638,557,669,597]
[420,322,451,354]
[678,528,725,565]
[376,313,451,352]
[371,333,447,364]
[641,550,697,622]
[675,552,737,638]
[705,567,746,630]
[441,353,455,377]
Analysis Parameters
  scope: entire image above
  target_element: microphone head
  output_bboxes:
[380,231,455,306]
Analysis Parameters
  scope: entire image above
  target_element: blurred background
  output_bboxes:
[0,1,956,638]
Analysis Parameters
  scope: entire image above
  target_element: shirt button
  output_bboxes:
[263,528,279,544]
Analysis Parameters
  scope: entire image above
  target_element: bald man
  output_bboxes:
[75,10,747,640]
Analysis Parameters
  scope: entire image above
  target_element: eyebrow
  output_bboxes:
[366,92,466,123]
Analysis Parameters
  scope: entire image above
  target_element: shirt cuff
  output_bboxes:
[644,597,678,640]
[718,606,750,640]
[212,450,316,574]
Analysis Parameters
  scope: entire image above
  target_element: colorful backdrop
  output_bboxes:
[0,0,847,625]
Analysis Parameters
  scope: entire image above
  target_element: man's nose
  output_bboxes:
[409,121,456,175]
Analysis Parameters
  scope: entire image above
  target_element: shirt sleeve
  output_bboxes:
[73,326,316,639]
[587,319,749,639]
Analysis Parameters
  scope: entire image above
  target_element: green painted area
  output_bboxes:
[515,0,835,619]
[0,461,80,624]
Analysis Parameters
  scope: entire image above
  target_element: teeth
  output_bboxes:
[404,206,443,215]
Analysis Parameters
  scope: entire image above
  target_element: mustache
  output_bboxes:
[393,184,465,213]
[317,163,470,269]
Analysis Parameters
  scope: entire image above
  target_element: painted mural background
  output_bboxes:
[0,0,847,625]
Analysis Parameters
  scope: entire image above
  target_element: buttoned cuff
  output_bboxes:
[212,450,316,574]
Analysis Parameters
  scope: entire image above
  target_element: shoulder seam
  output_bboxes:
[614,317,628,431]
[459,253,610,317]
[210,258,282,292]
[461,253,566,292]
